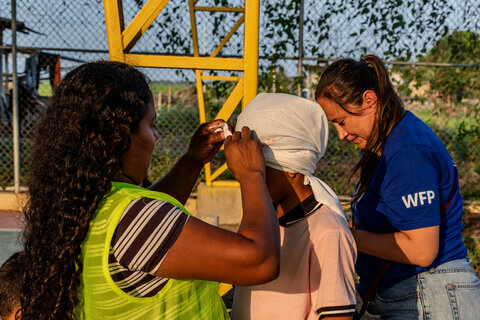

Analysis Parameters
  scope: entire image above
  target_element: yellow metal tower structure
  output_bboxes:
[103,0,259,187]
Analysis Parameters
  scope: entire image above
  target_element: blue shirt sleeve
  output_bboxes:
[380,146,441,230]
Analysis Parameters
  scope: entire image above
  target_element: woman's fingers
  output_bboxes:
[186,120,228,165]
[229,126,249,141]
[240,126,251,139]
[230,129,242,140]
[224,126,265,183]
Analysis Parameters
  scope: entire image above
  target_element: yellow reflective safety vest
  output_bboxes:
[77,181,229,319]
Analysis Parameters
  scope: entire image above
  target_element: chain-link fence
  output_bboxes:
[1,0,479,199]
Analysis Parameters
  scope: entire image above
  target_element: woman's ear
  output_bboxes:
[286,172,305,186]
[362,90,378,112]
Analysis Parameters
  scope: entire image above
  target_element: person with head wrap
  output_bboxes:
[231,93,357,320]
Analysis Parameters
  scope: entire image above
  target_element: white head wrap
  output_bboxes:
[236,93,346,220]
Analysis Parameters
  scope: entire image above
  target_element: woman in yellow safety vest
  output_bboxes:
[20,61,280,320]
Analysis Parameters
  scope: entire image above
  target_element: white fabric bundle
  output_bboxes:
[236,92,346,220]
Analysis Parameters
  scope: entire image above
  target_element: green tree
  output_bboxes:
[401,31,480,138]
[133,0,455,89]
[420,31,480,104]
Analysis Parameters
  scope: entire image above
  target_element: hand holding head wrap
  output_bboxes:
[236,93,346,220]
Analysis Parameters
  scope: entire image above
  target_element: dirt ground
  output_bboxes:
[462,202,480,238]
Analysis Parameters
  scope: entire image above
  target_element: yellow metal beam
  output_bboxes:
[103,0,126,62]
[187,0,212,186]
[212,180,240,187]
[211,163,228,181]
[194,7,244,13]
[122,0,170,52]
[104,0,259,187]
[211,78,244,180]
[124,54,244,70]
[195,70,206,123]
[219,283,233,297]
[188,0,207,126]
[210,14,245,58]
[189,0,200,56]
[242,0,259,107]
[201,75,241,81]
[215,77,244,121]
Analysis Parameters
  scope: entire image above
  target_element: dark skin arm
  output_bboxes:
[155,127,280,285]
[148,119,228,204]
[325,316,352,320]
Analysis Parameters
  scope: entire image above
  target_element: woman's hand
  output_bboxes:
[224,126,266,183]
[184,120,232,166]
[149,120,231,203]
[154,126,280,285]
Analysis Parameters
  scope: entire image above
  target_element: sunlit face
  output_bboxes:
[317,96,376,149]
[120,99,159,185]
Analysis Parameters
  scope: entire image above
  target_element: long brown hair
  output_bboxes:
[315,55,405,202]
[21,61,152,319]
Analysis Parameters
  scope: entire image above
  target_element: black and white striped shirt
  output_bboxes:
[109,197,189,297]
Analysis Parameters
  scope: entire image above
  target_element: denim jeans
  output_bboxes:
[366,258,480,320]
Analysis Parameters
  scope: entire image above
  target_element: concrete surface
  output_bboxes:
[0,230,22,266]
[0,191,28,211]
[0,210,23,266]
[196,182,242,225]
[0,210,23,230]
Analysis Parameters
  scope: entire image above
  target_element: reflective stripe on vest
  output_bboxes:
[77,181,229,320]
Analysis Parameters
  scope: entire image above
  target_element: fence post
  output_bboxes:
[167,85,171,111]
[297,0,304,97]
[157,91,162,110]
[11,0,20,194]
[306,65,312,99]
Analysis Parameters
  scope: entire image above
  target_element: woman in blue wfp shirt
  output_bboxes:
[315,54,480,319]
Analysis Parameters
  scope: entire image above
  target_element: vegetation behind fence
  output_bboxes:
[147,90,480,201]
[1,0,479,198]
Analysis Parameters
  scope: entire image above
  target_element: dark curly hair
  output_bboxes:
[0,251,24,319]
[20,60,152,319]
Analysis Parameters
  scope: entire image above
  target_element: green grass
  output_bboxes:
[414,107,477,131]
[149,82,191,96]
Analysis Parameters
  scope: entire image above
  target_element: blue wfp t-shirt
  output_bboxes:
[353,111,467,296]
